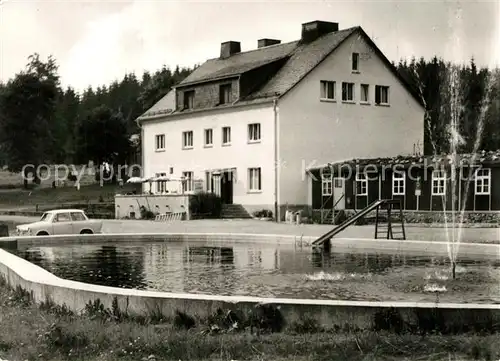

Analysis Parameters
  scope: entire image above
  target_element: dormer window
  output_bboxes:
[219,84,232,104]
[352,52,359,72]
[184,90,195,109]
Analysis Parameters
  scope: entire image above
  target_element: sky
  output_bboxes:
[0,0,499,92]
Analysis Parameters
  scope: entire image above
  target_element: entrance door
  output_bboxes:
[220,170,234,204]
[333,177,346,210]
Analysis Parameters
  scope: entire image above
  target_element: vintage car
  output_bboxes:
[16,209,103,236]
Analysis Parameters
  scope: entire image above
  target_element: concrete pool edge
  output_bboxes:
[1,233,500,333]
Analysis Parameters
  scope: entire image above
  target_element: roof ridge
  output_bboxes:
[204,26,359,61]
[202,39,300,62]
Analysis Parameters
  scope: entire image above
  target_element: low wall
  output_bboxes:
[1,233,500,333]
[312,209,500,225]
[115,194,190,220]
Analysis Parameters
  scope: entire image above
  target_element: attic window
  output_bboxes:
[352,53,359,72]
[219,84,232,104]
[184,90,195,109]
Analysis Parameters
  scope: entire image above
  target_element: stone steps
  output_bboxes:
[221,204,252,219]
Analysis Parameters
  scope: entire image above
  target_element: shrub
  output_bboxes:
[140,206,155,220]
[253,209,273,218]
[189,192,222,218]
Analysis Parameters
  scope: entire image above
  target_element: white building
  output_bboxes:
[137,20,425,220]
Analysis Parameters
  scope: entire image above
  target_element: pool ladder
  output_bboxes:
[374,199,406,240]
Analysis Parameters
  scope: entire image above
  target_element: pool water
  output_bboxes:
[8,241,500,303]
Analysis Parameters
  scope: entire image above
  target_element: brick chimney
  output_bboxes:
[257,38,281,48]
[220,41,241,59]
[301,21,339,43]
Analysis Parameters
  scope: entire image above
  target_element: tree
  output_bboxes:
[0,53,60,187]
[75,105,132,167]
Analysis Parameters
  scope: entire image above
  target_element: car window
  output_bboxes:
[71,212,86,221]
[55,213,71,222]
[40,213,51,222]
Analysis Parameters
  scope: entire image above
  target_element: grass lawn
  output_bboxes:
[0,183,139,209]
[0,277,498,361]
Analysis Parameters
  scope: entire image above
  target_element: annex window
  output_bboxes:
[155,134,165,151]
[321,174,332,196]
[219,84,232,104]
[392,171,405,195]
[355,172,367,196]
[248,168,262,191]
[182,171,194,193]
[475,168,491,195]
[375,85,390,105]
[342,82,355,102]
[183,90,195,109]
[431,169,446,195]
[222,126,231,145]
[182,131,193,149]
[320,80,336,100]
[360,84,369,103]
[204,128,213,147]
[352,52,359,71]
[248,123,261,142]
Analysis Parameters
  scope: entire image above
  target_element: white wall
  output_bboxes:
[278,32,425,207]
[142,104,275,206]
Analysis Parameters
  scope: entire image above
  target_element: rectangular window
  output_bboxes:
[342,82,355,102]
[248,123,261,142]
[360,84,369,103]
[392,171,405,195]
[182,171,194,193]
[431,169,446,195]
[352,52,359,71]
[355,172,367,196]
[219,84,232,104]
[321,174,332,196]
[155,134,165,151]
[183,90,195,109]
[222,126,231,145]
[204,129,213,147]
[248,168,262,191]
[320,80,336,100]
[156,172,167,193]
[205,171,212,193]
[375,85,390,105]
[182,131,193,149]
[475,168,491,195]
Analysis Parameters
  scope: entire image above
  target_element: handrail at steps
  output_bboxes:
[312,199,387,246]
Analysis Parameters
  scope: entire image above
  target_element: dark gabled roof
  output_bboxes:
[249,27,357,99]
[307,150,500,172]
[139,25,425,120]
[178,41,298,87]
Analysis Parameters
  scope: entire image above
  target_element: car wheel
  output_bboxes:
[80,229,93,234]
[36,231,49,236]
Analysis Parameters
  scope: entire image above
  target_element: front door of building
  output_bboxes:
[220,170,234,204]
[333,177,346,210]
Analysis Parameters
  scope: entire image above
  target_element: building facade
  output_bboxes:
[308,152,500,223]
[138,20,425,220]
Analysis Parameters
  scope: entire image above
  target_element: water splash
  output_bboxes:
[431,4,498,278]
[305,271,371,281]
[424,284,447,293]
